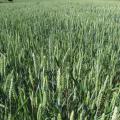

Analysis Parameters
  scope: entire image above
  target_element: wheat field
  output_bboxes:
[0,0,120,120]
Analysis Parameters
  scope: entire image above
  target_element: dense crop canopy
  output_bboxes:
[0,0,120,120]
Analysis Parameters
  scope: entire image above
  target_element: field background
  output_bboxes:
[0,0,120,120]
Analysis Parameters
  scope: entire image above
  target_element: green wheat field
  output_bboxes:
[0,0,120,120]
